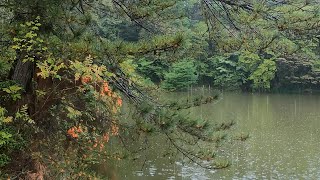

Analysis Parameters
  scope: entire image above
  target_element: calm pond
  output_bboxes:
[101,91,320,179]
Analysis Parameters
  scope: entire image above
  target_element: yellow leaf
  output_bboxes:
[3,116,13,123]
[75,73,81,81]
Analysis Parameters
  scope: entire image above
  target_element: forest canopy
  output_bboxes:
[0,0,319,179]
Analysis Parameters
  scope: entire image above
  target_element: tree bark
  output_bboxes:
[11,59,34,92]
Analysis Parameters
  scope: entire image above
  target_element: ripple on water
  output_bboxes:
[148,165,157,176]
[135,170,144,177]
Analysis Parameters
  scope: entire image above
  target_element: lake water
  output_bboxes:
[101,91,320,179]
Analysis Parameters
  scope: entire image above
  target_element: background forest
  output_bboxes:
[0,0,319,179]
[134,0,320,92]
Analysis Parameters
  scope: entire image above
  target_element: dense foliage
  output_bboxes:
[0,0,319,179]
[135,0,320,91]
[162,59,198,91]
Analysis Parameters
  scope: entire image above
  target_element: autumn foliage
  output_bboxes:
[67,126,83,138]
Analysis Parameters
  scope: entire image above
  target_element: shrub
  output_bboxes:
[162,59,198,91]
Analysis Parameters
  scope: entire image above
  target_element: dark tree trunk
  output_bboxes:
[11,59,34,92]
[10,55,36,117]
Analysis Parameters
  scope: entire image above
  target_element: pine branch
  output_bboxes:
[112,0,153,33]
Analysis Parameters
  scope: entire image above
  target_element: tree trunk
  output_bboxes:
[11,59,34,92]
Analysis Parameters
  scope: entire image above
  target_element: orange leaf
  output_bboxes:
[81,76,91,84]
[116,98,122,107]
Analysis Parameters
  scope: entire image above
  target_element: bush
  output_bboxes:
[162,59,198,91]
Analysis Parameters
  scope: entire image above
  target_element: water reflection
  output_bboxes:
[106,92,320,179]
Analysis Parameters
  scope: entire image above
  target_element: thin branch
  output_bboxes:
[112,0,152,33]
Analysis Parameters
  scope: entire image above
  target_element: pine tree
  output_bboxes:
[0,0,239,178]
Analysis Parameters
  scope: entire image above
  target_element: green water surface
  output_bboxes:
[100,91,320,180]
